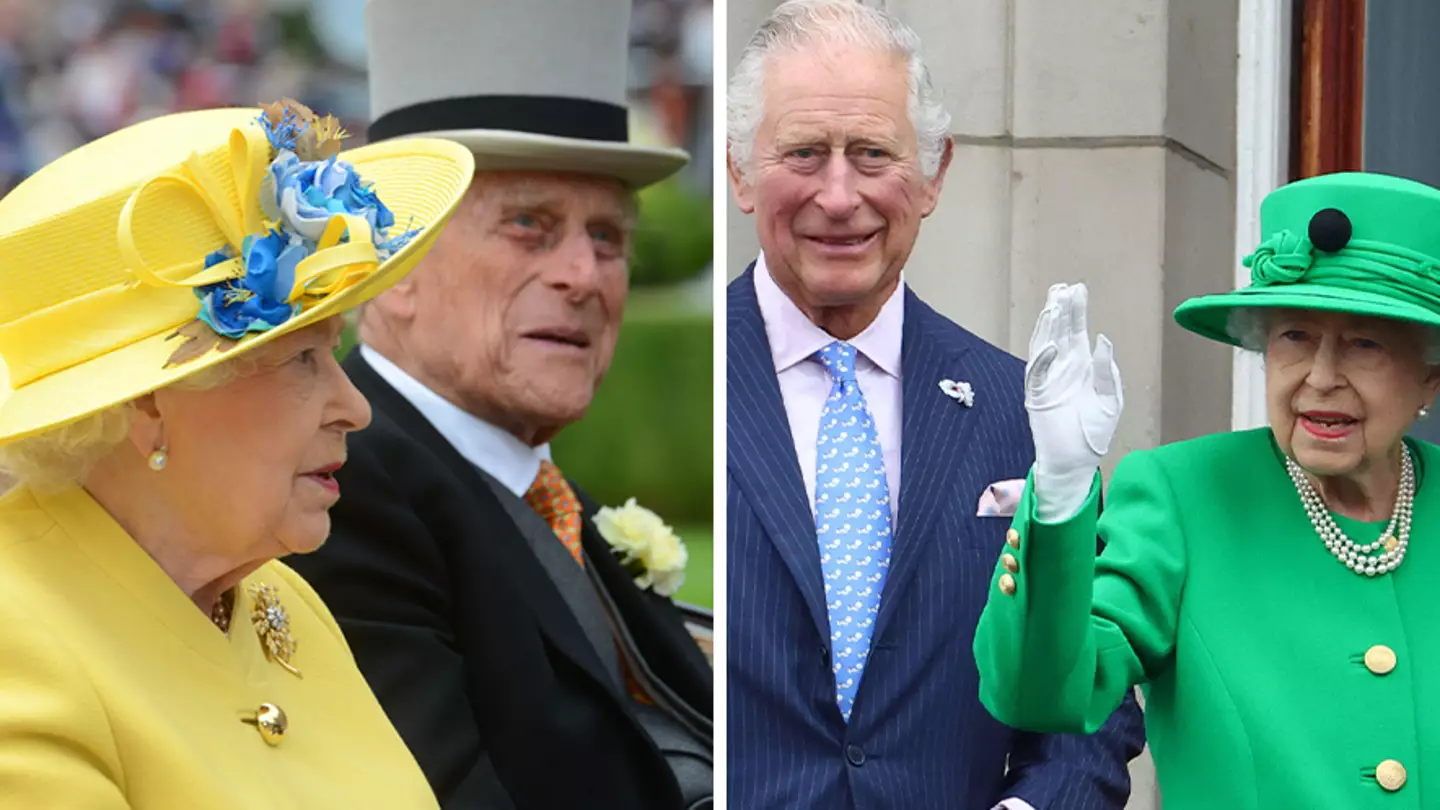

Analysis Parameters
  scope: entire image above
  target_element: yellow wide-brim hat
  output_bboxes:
[0,106,474,444]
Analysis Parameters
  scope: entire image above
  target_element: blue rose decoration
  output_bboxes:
[260,151,412,258]
[261,150,330,242]
[1244,229,1314,286]
[184,109,420,346]
[196,230,303,339]
[331,163,397,233]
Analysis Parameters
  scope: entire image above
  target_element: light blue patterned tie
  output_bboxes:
[814,340,893,721]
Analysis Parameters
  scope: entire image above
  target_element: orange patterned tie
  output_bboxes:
[525,459,585,566]
[528,460,652,703]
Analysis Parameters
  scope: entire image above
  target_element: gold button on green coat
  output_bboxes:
[997,573,1016,596]
[975,429,1440,809]
[1376,755,1411,789]
[1366,645,1397,676]
[1378,759,1408,791]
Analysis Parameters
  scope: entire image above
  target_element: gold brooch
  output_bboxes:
[248,583,302,678]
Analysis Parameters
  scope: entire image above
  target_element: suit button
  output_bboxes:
[998,573,1017,596]
[242,703,287,746]
[1006,528,1021,549]
[845,744,866,767]
[1365,645,1397,675]
[1377,759,1407,791]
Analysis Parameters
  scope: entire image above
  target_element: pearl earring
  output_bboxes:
[147,448,168,471]
[1421,407,1431,420]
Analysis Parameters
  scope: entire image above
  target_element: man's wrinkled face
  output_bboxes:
[730,42,949,317]
[398,172,633,441]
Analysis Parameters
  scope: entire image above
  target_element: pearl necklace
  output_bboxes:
[1285,448,1414,577]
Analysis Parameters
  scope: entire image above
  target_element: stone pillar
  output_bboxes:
[726,1,1242,806]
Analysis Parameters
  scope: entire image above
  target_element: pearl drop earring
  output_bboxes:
[1422,406,1432,420]
[147,448,168,471]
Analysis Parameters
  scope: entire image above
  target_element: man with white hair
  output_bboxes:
[725,2,1145,807]
[288,2,712,809]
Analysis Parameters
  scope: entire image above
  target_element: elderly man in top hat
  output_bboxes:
[286,2,713,809]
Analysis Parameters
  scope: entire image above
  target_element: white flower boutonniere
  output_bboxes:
[938,378,975,407]
[593,498,688,597]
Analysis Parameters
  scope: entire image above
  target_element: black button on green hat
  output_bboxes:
[1174,172,1440,346]
[1308,207,1352,252]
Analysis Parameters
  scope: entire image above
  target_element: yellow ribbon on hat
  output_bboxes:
[295,212,376,300]
[0,123,378,389]
[115,124,268,291]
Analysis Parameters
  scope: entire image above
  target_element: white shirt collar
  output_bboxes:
[358,345,550,498]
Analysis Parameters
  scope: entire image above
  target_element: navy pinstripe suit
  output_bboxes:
[727,267,1145,809]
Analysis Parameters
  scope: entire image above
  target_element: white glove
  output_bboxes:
[1024,283,1123,522]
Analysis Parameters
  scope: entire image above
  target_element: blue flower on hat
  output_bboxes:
[261,150,336,242]
[166,100,421,366]
[195,231,303,339]
[331,164,396,232]
[260,150,411,256]
[1244,229,1315,286]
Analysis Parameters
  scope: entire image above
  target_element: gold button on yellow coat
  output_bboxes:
[975,430,1440,809]
[247,703,288,746]
[0,485,439,808]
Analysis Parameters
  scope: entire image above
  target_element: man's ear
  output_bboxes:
[367,276,418,323]
[919,137,954,219]
[728,150,756,215]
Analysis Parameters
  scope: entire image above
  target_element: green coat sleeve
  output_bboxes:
[974,449,1187,734]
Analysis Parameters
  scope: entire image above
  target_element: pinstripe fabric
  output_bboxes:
[727,267,1146,809]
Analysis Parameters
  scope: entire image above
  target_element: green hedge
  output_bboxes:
[552,310,712,524]
[630,178,712,287]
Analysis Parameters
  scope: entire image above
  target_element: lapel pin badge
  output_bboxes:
[938,379,974,408]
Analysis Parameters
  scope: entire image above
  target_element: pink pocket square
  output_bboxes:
[976,479,1026,517]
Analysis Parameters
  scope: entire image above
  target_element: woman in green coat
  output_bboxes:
[974,171,1440,808]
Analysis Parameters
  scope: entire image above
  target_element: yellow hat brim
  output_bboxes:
[0,136,474,445]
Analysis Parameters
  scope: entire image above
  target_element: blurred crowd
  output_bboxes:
[0,0,712,195]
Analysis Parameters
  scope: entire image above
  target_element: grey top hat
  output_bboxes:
[364,0,689,189]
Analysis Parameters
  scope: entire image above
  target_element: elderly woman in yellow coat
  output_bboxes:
[0,103,472,807]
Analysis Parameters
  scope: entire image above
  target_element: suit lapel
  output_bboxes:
[576,501,714,722]
[726,268,832,644]
[341,352,627,700]
[873,291,977,644]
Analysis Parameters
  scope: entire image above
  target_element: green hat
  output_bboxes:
[1174,172,1440,346]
